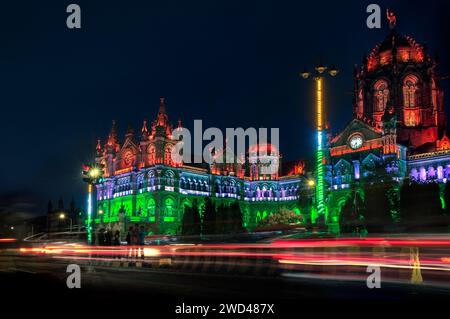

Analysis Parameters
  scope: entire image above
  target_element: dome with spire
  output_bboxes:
[353,11,445,151]
[151,97,173,138]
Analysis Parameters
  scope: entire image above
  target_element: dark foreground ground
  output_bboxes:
[1,253,449,317]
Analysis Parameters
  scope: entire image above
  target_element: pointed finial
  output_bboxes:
[178,118,182,129]
[96,138,101,151]
[159,97,166,114]
[111,120,117,134]
[142,119,148,134]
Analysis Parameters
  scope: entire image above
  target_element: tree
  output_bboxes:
[215,204,226,234]
[364,183,392,233]
[399,181,413,220]
[181,200,201,236]
[298,187,313,209]
[229,200,244,233]
[339,195,356,234]
[202,197,216,235]
[222,204,233,234]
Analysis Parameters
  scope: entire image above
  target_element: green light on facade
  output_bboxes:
[310,206,317,223]
[316,147,325,217]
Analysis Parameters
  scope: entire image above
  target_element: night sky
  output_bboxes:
[1,0,449,215]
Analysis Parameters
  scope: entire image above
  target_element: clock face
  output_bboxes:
[349,135,363,149]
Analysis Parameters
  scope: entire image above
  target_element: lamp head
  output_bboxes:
[328,66,339,77]
[300,69,311,79]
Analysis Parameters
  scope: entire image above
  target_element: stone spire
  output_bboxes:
[125,122,135,142]
[156,97,169,126]
[58,196,64,211]
[159,97,167,115]
[386,9,397,30]
[152,97,173,137]
[126,122,134,135]
[141,119,149,139]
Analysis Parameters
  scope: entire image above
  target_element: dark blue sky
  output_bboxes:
[1,1,449,214]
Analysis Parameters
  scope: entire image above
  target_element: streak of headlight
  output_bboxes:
[0,238,16,242]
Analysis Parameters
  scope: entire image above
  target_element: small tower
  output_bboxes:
[382,105,397,155]
[138,119,150,168]
[141,119,149,140]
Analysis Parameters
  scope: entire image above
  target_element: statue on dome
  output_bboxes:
[386,9,397,30]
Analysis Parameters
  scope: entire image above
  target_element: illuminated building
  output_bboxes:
[93,98,307,235]
[326,14,450,231]
[91,14,449,235]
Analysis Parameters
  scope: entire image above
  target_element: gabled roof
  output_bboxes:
[331,118,382,147]
[120,135,139,152]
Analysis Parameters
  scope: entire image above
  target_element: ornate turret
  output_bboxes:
[125,122,135,140]
[151,97,173,138]
[95,138,102,158]
[353,11,445,149]
[386,9,396,30]
[141,119,149,139]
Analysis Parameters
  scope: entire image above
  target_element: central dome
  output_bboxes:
[378,31,413,52]
[366,31,427,72]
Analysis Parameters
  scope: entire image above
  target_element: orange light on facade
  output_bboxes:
[330,139,384,157]
[316,77,323,131]
[114,167,132,175]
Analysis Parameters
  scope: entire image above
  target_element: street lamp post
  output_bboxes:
[59,213,73,233]
[82,163,104,245]
[98,209,104,226]
[301,65,338,223]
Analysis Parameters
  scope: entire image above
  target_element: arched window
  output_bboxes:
[148,170,155,187]
[148,145,156,165]
[373,80,389,112]
[179,178,185,189]
[165,170,174,186]
[137,174,144,189]
[403,75,419,107]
